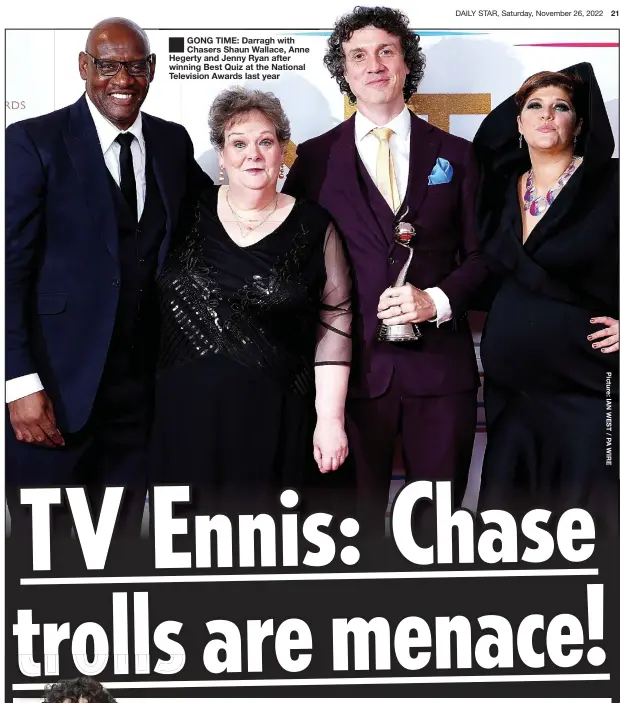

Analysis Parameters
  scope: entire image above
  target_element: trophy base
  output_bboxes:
[376,322,422,342]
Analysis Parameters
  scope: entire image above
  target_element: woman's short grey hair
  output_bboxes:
[208,87,291,150]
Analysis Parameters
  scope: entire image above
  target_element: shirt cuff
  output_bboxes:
[425,287,453,327]
[6,373,44,403]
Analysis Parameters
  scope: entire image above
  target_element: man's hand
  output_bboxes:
[377,284,437,325]
[8,391,65,447]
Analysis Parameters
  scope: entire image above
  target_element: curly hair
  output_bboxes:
[208,87,291,150]
[324,6,425,104]
[43,677,116,703]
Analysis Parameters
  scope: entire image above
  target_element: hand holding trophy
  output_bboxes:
[376,215,422,342]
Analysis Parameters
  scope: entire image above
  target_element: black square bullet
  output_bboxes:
[169,37,185,53]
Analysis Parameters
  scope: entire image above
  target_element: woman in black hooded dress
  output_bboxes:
[473,63,618,532]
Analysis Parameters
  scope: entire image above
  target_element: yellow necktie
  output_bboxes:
[371,127,401,212]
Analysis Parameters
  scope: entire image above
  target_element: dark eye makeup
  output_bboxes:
[525,100,571,111]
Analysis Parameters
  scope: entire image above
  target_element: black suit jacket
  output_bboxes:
[5,94,212,431]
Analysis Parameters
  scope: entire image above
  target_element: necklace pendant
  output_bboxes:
[530,198,547,217]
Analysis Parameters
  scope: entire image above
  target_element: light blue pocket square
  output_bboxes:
[428,157,453,185]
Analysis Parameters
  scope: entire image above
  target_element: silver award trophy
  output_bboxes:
[376,218,422,342]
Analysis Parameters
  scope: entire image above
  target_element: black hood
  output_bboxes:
[473,62,615,176]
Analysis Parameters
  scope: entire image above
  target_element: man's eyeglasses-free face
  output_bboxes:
[84,51,154,77]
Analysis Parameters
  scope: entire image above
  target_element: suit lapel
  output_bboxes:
[142,115,175,270]
[331,116,391,245]
[504,173,525,244]
[404,111,441,221]
[499,163,585,259]
[64,95,119,261]
[523,163,586,255]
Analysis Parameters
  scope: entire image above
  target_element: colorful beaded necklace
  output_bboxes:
[523,156,581,216]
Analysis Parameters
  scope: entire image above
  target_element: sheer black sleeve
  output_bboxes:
[315,222,352,366]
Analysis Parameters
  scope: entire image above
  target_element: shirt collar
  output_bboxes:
[85,92,145,156]
[355,104,411,142]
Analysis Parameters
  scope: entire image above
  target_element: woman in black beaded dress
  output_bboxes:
[473,64,618,531]
[151,88,352,516]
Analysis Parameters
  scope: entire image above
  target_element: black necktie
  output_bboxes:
[116,133,138,220]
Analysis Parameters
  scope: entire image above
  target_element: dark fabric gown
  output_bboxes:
[473,62,619,533]
[149,186,352,517]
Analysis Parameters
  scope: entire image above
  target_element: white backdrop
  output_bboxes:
[6,28,618,167]
[5,28,619,508]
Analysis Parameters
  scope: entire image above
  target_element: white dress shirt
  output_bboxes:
[354,106,453,327]
[6,95,147,404]
[85,92,147,219]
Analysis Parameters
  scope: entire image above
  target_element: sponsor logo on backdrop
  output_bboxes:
[6,101,26,110]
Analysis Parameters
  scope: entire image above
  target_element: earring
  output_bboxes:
[219,165,225,183]
[519,134,523,149]
[279,164,285,180]
[573,135,577,148]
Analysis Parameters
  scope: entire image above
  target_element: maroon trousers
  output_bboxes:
[346,377,477,537]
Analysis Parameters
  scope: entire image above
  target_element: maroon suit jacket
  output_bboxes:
[284,110,487,398]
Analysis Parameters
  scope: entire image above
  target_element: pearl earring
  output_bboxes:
[279,164,285,180]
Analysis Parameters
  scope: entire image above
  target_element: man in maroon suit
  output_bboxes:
[284,7,487,535]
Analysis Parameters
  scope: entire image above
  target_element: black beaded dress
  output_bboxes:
[150,186,352,515]
[473,63,618,532]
